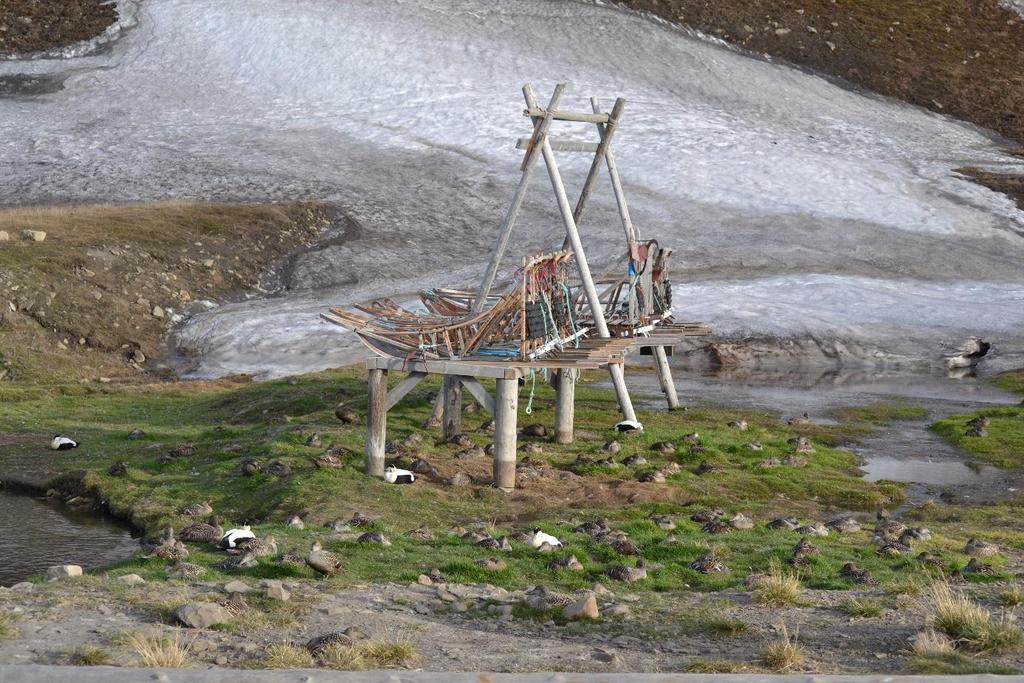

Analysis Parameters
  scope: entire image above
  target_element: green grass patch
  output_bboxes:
[907,652,1020,675]
[931,406,1024,468]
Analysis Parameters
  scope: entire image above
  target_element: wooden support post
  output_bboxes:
[459,377,496,417]
[538,134,639,424]
[473,84,565,311]
[492,377,518,490]
[554,369,575,444]
[653,345,680,410]
[442,374,463,440]
[385,371,426,410]
[592,98,639,243]
[366,368,388,477]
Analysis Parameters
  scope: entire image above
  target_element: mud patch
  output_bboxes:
[0,73,64,97]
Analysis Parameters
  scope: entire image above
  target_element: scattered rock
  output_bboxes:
[10,582,35,593]
[602,440,622,454]
[45,565,82,581]
[0,231,8,242]
[417,574,433,585]
[20,229,46,242]
[176,602,232,629]
[264,581,291,601]
[562,593,599,620]
[152,305,165,319]
[223,580,252,594]
[116,574,145,586]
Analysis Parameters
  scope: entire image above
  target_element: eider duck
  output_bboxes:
[306,541,342,577]
[614,420,643,433]
[50,435,78,451]
[217,525,255,550]
[528,528,562,549]
[231,533,277,557]
[383,465,415,484]
[179,516,223,544]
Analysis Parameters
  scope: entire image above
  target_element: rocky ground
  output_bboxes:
[0,0,115,56]
[0,549,1021,674]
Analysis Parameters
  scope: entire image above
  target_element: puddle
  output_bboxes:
[608,363,1022,503]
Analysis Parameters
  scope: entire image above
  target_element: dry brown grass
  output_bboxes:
[123,630,195,668]
[262,643,315,669]
[761,623,806,672]
[318,637,419,670]
[752,562,806,607]
[929,582,1024,653]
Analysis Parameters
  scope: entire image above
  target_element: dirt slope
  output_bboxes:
[0,0,115,56]
[0,202,328,384]
[623,0,1024,143]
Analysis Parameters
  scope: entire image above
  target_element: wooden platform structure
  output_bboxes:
[328,83,711,489]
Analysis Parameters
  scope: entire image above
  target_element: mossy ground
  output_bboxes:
[1,369,1018,596]
[931,369,1024,468]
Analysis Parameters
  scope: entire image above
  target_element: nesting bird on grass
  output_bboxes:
[384,465,415,484]
[528,528,562,549]
[606,559,647,582]
[307,541,342,577]
[179,516,223,544]
[231,533,277,557]
[50,435,78,451]
[217,525,255,550]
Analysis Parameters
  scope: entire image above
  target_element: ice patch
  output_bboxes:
[0,0,1022,376]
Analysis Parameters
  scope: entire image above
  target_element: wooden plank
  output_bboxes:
[459,377,495,417]
[385,371,427,410]
[554,369,575,444]
[516,137,599,153]
[492,377,518,490]
[653,345,680,410]
[525,107,610,124]
[367,356,523,379]
[366,368,388,478]
[538,134,638,423]
[442,375,462,440]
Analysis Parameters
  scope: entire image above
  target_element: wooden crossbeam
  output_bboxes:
[524,107,611,124]
[459,377,496,417]
[385,371,426,410]
[516,138,599,153]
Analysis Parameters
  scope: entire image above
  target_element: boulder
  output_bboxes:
[563,593,599,620]
[20,230,46,242]
[151,305,165,319]
[263,581,290,601]
[0,231,9,242]
[45,565,83,581]
[222,580,252,594]
[116,574,146,586]
[176,602,232,629]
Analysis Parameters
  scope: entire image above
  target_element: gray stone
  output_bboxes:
[222,580,252,594]
[115,574,146,586]
[9,582,36,593]
[20,230,46,242]
[152,305,165,318]
[562,593,599,620]
[264,581,290,601]
[45,565,83,581]
[176,602,232,629]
